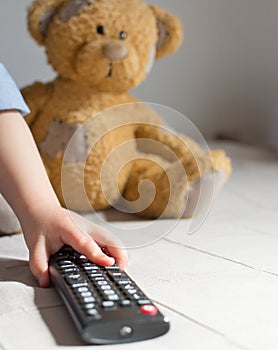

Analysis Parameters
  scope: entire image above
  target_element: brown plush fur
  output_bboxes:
[21,0,231,219]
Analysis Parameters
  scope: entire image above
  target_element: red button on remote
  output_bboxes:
[140,305,158,316]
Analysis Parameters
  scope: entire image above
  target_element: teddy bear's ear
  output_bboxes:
[27,0,65,45]
[150,5,183,60]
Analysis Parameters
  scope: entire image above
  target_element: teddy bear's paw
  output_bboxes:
[181,170,227,218]
[0,195,21,235]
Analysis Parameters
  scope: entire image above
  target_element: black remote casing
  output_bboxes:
[49,246,170,345]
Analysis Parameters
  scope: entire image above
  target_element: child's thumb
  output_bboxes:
[29,242,50,288]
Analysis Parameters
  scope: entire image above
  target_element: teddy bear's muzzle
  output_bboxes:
[103,42,128,61]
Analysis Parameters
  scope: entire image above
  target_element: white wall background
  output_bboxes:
[1,0,278,148]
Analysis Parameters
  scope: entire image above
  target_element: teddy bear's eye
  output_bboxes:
[119,31,127,40]
[97,25,105,35]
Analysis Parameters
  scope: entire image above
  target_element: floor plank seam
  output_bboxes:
[153,299,252,350]
[162,237,260,272]
[261,270,278,278]
[225,189,277,213]
[163,235,278,280]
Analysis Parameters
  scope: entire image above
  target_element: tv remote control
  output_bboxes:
[49,246,170,344]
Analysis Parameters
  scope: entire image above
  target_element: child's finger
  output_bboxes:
[79,221,128,270]
[62,229,115,266]
[100,244,128,271]
[86,226,128,270]
[66,211,128,269]
[29,239,50,288]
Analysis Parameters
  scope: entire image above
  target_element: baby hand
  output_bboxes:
[21,206,128,287]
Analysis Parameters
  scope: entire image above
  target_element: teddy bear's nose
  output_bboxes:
[103,42,128,61]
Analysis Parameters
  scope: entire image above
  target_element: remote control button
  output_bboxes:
[104,266,121,271]
[84,303,96,309]
[132,294,142,300]
[103,290,115,295]
[137,299,152,305]
[83,266,100,272]
[71,282,88,288]
[58,264,74,268]
[140,305,158,316]
[77,287,89,293]
[94,276,105,282]
[58,261,75,266]
[107,295,120,301]
[97,281,108,286]
[126,289,137,295]
[89,273,103,278]
[68,273,81,279]
[120,326,133,337]
[86,309,101,318]
[57,259,73,263]
[81,291,92,297]
[65,274,86,285]
[79,255,88,260]
[120,300,132,307]
[84,297,96,303]
[123,284,136,291]
[63,267,79,273]
[107,271,124,279]
[81,262,94,266]
[102,301,115,308]
[100,285,111,290]
[116,280,131,285]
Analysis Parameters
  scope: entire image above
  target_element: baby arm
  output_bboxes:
[0,111,128,287]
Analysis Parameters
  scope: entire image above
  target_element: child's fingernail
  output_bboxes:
[108,257,115,265]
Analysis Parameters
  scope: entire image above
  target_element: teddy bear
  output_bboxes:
[0,0,231,235]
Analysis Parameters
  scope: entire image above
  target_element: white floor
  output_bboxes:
[1,142,278,350]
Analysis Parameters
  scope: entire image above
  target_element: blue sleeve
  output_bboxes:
[0,63,30,117]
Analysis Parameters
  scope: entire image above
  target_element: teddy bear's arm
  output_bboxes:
[125,124,232,218]
[21,82,53,125]
[136,123,231,176]
[135,124,200,161]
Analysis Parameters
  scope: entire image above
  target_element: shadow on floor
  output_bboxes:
[0,257,83,346]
